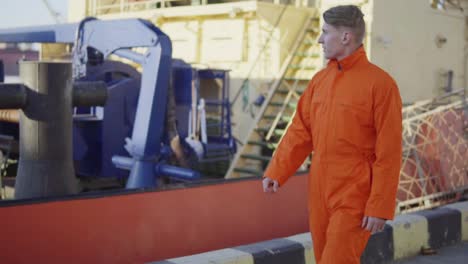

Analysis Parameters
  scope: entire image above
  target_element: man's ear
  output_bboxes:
[341,31,352,45]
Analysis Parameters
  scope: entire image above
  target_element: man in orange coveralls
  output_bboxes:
[262,5,402,264]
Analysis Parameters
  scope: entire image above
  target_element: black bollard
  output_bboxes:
[14,61,78,199]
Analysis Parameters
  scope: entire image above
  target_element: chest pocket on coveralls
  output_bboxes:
[334,96,373,148]
[311,95,325,114]
[336,97,372,128]
[311,95,325,137]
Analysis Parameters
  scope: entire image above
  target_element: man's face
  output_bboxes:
[318,23,346,60]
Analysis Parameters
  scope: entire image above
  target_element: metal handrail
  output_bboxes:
[225,16,316,178]
[90,0,307,16]
[265,79,300,141]
[230,2,291,107]
[93,0,184,14]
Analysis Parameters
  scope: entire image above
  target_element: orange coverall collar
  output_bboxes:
[327,45,367,71]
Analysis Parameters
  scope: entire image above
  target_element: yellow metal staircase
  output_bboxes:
[225,16,322,179]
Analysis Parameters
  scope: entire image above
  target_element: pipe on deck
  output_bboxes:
[0,83,27,109]
[0,82,108,123]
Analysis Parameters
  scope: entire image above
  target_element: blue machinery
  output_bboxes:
[0,18,235,189]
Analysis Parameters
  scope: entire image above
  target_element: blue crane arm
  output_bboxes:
[0,18,196,188]
[0,23,77,43]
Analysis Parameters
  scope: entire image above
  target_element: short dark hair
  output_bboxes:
[323,5,366,43]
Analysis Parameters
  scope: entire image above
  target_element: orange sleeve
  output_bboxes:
[263,83,314,186]
[365,77,403,220]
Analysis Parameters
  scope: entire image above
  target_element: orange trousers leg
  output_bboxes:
[310,208,371,264]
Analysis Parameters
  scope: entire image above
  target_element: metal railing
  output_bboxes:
[89,0,186,15]
[88,0,307,16]
[397,89,468,213]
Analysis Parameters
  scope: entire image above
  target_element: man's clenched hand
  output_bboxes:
[262,177,279,193]
[361,216,386,234]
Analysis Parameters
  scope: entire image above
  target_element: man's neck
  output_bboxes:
[336,44,361,61]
